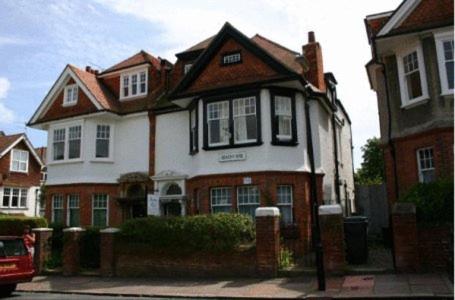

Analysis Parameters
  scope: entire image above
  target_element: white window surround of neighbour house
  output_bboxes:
[1,187,28,209]
[67,194,80,227]
[417,147,435,183]
[434,31,454,96]
[396,43,429,108]
[210,187,232,213]
[52,195,64,223]
[10,149,29,173]
[276,185,293,225]
[63,84,78,106]
[92,194,109,227]
[120,68,148,100]
[94,124,114,161]
[237,186,260,219]
[50,121,83,164]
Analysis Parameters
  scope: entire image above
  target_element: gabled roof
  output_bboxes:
[0,133,45,167]
[101,50,162,75]
[169,22,301,99]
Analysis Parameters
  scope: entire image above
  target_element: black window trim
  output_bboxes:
[189,99,199,155]
[270,88,298,146]
[220,50,243,66]
[203,90,262,151]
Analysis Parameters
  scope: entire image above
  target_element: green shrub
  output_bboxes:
[119,213,255,253]
[399,178,454,224]
[279,246,294,269]
[0,216,47,235]
[80,227,100,269]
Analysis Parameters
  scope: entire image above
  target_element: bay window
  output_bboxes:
[210,187,232,213]
[204,93,261,149]
[53,128,65,161]
[52,124,82,162]
[68,126,81,159]
[1,187,27,209]
[435,32,454,95]
[10,149,29,172]
[271,90,297,145]
[120,69,148,100]
[237,186,260,219]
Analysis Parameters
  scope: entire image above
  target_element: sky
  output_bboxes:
[0,0,401,169]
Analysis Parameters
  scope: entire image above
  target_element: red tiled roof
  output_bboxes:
[102,50,162,74]
[184,35,215,52]
[0,133,23,155]
[69,65,119,112]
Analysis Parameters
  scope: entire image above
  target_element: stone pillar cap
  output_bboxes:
[100,227,120,233]
[392,203,416,214]
[255,207,280,217]
[319,204,342,215]
[32,227,53,232]
[63,227,86,232]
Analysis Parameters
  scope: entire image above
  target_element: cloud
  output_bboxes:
[0,77,16,124]
[0,36,29,47]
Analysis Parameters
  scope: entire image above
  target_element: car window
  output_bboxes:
[0,239,27,257]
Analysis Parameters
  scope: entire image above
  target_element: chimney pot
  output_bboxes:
[86,66,92,72]
[308,31,315,43]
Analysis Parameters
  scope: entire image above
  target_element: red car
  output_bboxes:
[0,236,34,297]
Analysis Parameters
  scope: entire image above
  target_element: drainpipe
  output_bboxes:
[304,91,325,291]
[331,99,341,206]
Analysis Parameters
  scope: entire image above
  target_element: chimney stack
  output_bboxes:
[86,66,92,73]
[0,131,4,137]
[302,31,326,91]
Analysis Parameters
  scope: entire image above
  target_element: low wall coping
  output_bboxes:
[256,207,280,217]
[100,227,120,234]
[63,227,86,232]
[392,203,416,215]
[319,204,342,215]
[32,228,53,232]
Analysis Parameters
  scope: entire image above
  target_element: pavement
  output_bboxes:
[16,273,453,299]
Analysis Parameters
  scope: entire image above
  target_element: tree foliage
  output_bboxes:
[355,137,385,185]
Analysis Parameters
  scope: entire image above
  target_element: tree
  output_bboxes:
[355,137,385,185]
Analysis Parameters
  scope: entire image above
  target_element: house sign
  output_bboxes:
[219,152,246,162]
[147,194,160,216]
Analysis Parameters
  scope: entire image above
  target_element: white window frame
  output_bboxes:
[396,43,429,108]
[233,96,257,144]
[92,194,109,227]
[67,194,80,227]
[1,187,28,209]
[10,149,29,173]
[120,68,148,100]
[210,187,232,213]
[50,122,84,163]
[94,124,114,161]
[207,101,230,147]
[237,186,260,218]
[274,96,293,141]
[52,194,64,223]
[223,52,241,65]
[276,185,293,225]
[416,147,435,183]
[63,84,78,106]
[434,31,454,96]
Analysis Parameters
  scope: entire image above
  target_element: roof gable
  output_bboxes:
[0,134,44,167]
[101,50,162,75]
[170,23,299,99]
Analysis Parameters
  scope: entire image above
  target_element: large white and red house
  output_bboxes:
[28,23,354,254]
[0,132,45,217]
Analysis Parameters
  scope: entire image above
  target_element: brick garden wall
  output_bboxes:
[417,225,453,271]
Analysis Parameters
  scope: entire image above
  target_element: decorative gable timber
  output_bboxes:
[28,65,117,126]
[169,22,300,100]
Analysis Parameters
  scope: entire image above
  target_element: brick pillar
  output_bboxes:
[255,207,280,277]
[32,228,53,274]
[392,203,419,272]
[100,228,119,277]
[319,204,345,273]
[62,227,85,276]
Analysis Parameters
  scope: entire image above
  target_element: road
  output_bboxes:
[5,292,192,300]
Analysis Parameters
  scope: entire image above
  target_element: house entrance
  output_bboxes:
[163,201,182,217]
[127,184,147,218]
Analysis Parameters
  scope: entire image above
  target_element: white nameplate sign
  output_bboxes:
[219,152,246,162]
[147,194,160,216]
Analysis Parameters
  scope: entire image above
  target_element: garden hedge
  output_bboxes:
[0,216,47,235]
[119,213,255,253]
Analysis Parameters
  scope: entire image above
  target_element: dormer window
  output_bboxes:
[120,69,147,100]
[222,51,242,65]
[63,84,78,106]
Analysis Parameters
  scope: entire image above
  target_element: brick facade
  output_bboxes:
[384,127,453,203]
[186,171,324,255]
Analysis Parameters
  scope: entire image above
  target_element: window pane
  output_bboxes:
[123,76,129,97]
[53,129,65,160]
[211,187,232,213]
[238,186,259,219]
[2,188,10,207]
[96,125,110,158]
[11,189,19,207]
[93,210,107,227]
[446,61,454,89]
[68,126,81,159]
[20,189,27,207]
[140,72,146,93]
[233,97,256,143]
[208,101,229,146]
[406,71,422,99]
[132,74,137,95]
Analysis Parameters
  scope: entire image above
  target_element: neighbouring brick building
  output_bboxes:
[28,22,354,254]
[365,0,454,203]
[0,132,45,216]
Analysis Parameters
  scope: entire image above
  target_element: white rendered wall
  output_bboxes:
[46,113,149,185]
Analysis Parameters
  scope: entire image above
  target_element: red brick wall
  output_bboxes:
[302,41,325,91]
[0,140,41,187]
[187,38,282,93]
[40,79,99,123]
[418,225,452,271]
[44,183,122,227]
[384,127,453,203]
[186,171,324,255]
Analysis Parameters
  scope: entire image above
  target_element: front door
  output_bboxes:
[163,202,181,217]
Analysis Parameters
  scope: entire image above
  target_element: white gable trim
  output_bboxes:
[377,0,421,37]
[29,65,103,125]
[0,135,44,167]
